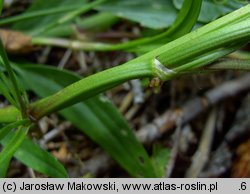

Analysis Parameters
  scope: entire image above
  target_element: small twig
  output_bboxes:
[37,46,51,64]
[58,49,72,69]
[199,143,232,177]
[185,108,217,177]
[165,118,182,177]
[200,95,250,177]
[39,121,71,148]
[76,51,88,74]
[119,92,133,114]
[27,168,36,178]
[125,104,140,121]
[80,151,115,176]
[130,79,144,104]
[137,73,250,143]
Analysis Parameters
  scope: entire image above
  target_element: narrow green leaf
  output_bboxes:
[44,12,119,37]
[156,18,250,69]
[165,0,202,39]
[0,125,29,177]
[0,75,17,107]
[37,0,107,36]
[16,64,158,177]
[0,134,68,177]
[12,0,106,36]
[0,119,29,141]
[173,0,246,23]
[0,5,83,26]
[11,0,87,34]
[0,41,28,117]
[151,145,170,177]
[206,59,250,71]
[172,43,245,73]
[0,160,9,178]
[0,0,3,15]
[2,1,118,37]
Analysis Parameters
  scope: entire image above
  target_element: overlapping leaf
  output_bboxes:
[15,64,158,177]
[0,125,29,177]
[173,0,247,23]
[11,0,87,34]
[97,0,177,29]
[0,131,68,177]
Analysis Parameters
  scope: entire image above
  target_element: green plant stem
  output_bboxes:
[139,4,250,62]
[172,44,245,73]
[207,59,250,70]
[156,20,250,68]
[32,37,112,51]
[32,17,248,53]
[28,4,250,120]
[28,61,154,119]
[32,4,250,55]
[0,106,20,123]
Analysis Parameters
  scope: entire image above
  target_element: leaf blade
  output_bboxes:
[0,132,68,177]
[0,125,29,177]
[16,63,158,177]
[97,0,177,29]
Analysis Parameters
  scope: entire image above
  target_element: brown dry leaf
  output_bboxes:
[231,138,250,178]
[0,29,33,53]
[52,143,71,162]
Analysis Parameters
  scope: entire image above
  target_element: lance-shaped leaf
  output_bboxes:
[1,133,68,177]
[16,64,158,177]
[0,125,29,177]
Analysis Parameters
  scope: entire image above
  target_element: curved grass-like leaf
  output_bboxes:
[173,0,246,23]
[31,0,202,53]
[0,41,28,115]
[0,119,29,141]
[130,0,202,53]
[1,132,68,177]
[15,64,158,177]
[0,120,29,177]
[0,125,29,177]
[151,145,170,177]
